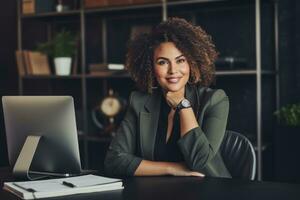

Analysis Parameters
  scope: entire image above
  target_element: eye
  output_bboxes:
[176,58,186,64]
[157,59,168,66]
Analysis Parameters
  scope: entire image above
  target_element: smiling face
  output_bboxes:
[153,42,190,92]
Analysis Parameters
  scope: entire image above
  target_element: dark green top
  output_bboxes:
[104,84,231,178]
[154,97,183,162]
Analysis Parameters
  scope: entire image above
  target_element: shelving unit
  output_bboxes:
[16,0,279,180]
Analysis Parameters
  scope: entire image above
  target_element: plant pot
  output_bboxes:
[54,57,72,75]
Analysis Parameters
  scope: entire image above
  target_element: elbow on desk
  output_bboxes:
[187,147,214,172]
[104,150,142,178]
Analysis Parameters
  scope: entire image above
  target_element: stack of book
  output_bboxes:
[89,63,126,76]
[3,174,123,199]
[15,50,51,76]
[22,0,55,15]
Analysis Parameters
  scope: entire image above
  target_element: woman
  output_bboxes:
[104,17,231,178]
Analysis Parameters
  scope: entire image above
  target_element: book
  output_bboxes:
[15,50,27,76]
[23,50,33,75]
[27,51,51,75]
[89,63,125,71]
[22,0,35,14]
[3,174,123,200]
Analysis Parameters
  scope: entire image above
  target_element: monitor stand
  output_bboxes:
[13,135,46,180]
[13,135,88,180]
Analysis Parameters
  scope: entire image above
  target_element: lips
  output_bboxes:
[166,77,181,83]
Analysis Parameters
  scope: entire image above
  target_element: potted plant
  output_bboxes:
[274,103,300,127]
[274,103,300,182]
[37,30,76,75]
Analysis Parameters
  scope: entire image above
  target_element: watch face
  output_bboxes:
[100,97,121,117]
[181,99,191,108]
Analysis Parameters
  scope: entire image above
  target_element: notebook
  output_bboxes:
[3,174,123,199]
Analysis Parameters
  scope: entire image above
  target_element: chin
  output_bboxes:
[162,84,185,92]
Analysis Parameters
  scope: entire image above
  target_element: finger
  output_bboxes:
[189,172,205,177]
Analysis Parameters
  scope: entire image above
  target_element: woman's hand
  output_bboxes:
[167,162,205,177]
[164,88,185,109]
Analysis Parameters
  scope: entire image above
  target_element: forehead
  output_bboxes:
[154,42,183,59]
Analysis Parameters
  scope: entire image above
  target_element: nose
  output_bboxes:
[168,61,178,74]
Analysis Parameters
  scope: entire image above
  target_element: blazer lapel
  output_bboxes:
[139,89,161,160]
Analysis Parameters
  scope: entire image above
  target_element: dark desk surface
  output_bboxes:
[1,167,300,200]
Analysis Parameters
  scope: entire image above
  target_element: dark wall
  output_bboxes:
[0,1,18,166]
[272,0,300,183]
[279,0,300,105]
[296,1,300,102]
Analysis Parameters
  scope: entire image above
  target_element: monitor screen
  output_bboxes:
[2,96,82,177]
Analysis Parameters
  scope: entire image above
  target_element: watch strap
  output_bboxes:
[176,99,191,111]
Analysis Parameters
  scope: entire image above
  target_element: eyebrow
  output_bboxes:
[156,54,184,61]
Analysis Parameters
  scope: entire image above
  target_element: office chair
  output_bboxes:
[219,130,256,180]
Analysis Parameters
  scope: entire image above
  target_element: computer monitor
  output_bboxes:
[2,96,82,180]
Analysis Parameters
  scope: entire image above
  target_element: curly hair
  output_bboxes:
[126,17,218,93]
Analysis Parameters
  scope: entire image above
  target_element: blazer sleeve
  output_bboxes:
[104,92,142,177]
[177,89,229,171]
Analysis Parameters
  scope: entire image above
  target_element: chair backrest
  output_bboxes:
[219,130,256,180]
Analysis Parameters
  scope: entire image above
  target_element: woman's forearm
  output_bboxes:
[134,160,171,176]
[179,107,199,137]
[134,160,204,177]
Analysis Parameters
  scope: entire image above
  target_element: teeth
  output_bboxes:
[167,78,179,83]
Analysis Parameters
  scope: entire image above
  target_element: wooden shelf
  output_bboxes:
[21,10,81,18]
[21,74,83,79]
[85,3,162,14]
[20,70,276,79]
[215,69,277,76]
[85,72,130,78]
[168,0,226,7]
[84,0,227,14]
[19,1,227,17]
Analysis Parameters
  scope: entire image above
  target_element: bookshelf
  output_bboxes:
[16,0,279,180]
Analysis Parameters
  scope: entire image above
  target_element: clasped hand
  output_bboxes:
[164,89,185,109]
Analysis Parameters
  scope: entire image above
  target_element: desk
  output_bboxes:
[1,167,300,200]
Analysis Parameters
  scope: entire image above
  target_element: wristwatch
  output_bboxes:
[176,99,192,111]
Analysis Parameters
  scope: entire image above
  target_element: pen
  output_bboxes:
[62,181,76,188]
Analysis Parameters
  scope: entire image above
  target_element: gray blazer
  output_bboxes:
[104,84,231,178]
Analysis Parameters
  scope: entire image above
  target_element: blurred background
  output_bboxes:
[0,0,299,182]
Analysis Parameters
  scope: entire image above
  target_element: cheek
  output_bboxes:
[181,64,190,77]
[153,66,165,79]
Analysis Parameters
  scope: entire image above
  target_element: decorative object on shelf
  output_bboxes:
[22,0,55,14]
[92,89,126,137]
[56,0,63,12]
[54,57,71,75]
[215,56,248,70]
[275,103,300,127]
[56,0,71,12]
[37,30,77,76]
